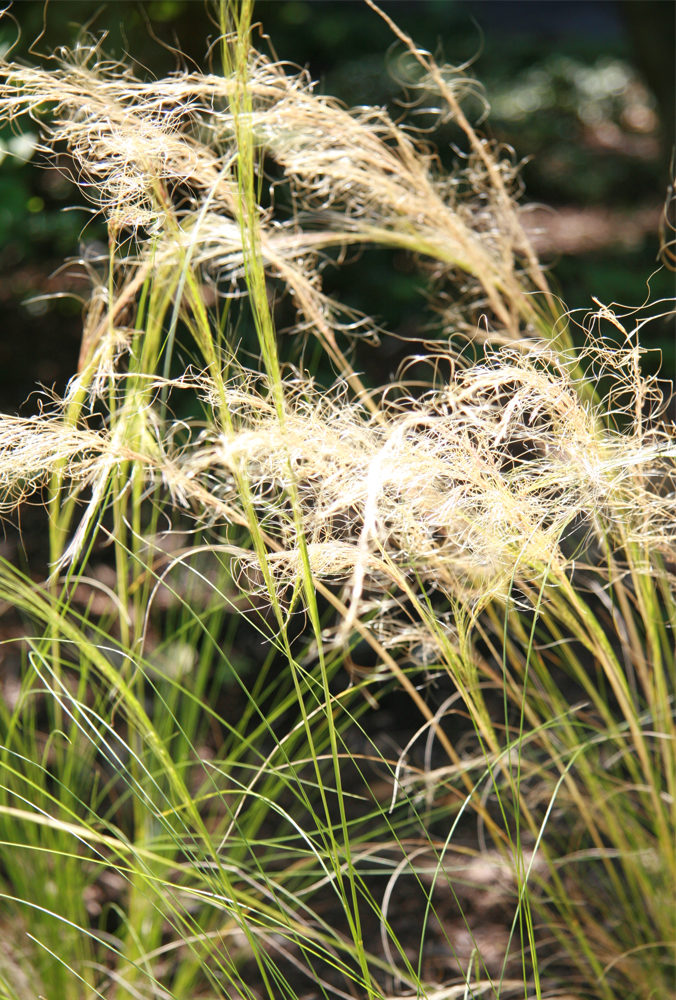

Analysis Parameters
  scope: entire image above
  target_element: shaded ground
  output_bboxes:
[523,201,662,256]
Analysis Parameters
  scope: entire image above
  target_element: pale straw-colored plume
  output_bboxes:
[0,23,559,384]
[0,25,672,619]
[1,330,672,638]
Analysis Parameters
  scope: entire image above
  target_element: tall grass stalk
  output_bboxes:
[0,3,673,998]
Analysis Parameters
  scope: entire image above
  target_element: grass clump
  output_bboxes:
[0,3,673,998]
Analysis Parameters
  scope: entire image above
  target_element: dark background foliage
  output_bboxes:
[0,0,673,412]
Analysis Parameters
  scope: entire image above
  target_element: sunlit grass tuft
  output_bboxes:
[0,2,673,999]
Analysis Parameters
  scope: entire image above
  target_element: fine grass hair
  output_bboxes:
[0,3,673,999]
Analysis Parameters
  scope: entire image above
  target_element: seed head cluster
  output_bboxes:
[0,27,672,646]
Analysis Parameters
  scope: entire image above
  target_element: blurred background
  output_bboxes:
[0,0,673,413]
